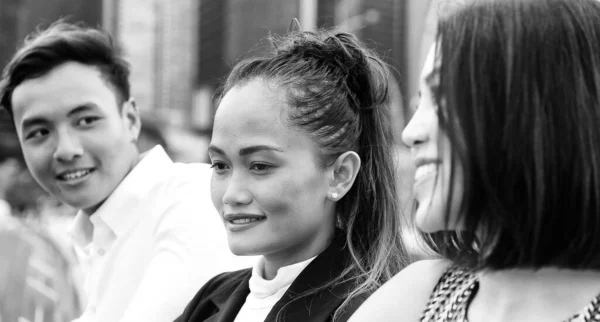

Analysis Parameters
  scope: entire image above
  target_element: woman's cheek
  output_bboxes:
[255,179,297,216]
[210,177,225,212]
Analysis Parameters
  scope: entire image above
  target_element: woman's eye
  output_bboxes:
[250,163,273,173]
[210,162,229,173]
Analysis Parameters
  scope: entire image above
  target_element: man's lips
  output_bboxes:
[55,167,95,181]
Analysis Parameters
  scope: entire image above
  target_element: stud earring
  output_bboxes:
[331,192,339,199]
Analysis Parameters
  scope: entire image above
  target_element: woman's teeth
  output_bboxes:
[415,163,438,182]
[230,217,265,224]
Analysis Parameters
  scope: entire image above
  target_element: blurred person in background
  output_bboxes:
[0,156,82,322]
[0,20,247,322]
[0,157,19,218]
[0,197,8,219]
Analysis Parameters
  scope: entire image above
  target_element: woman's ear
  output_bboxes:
[122,98,141,143]
[327,151,361,201]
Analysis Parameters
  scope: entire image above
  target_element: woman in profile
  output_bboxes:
[350,0,600,321]
[175,22,409,322]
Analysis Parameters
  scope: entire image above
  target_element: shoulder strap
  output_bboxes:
[420,266,477,322]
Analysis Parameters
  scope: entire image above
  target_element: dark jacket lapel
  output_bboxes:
[175,269,251,322]
[176,231,368,322]
[264,232,362,322]
[209,272,251,322]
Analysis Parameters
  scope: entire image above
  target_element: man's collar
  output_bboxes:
[0,199,11,221]
[68,210,94,248]
[69,145,172,241]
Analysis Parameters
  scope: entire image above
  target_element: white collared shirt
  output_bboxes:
[69,146,254,322]
[233,256,316,322]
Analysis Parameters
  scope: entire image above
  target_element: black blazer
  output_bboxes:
[174,233,368,322]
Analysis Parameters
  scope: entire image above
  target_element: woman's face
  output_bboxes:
[402,44,464,233]
[209,79,336,266]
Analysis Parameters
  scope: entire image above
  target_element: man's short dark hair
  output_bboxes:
[0,20,131,116]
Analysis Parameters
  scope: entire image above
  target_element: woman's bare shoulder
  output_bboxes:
[349,259,452,322]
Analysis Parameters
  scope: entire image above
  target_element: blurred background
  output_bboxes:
[0,0,442,320]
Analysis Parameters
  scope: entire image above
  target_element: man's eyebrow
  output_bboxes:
[67,103,99,117]
[21,103,100,130]
[21,117,48,130]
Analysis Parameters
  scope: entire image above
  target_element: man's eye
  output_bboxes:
[26,129,49,140]
[77,117,100,126]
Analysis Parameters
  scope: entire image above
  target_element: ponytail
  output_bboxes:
[333,33,410,318]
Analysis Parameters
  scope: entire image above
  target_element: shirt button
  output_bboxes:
[98,249,105,256]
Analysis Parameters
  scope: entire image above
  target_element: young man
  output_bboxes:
[0,22,251,322]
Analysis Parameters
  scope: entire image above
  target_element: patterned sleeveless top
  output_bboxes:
[420,266,600,322]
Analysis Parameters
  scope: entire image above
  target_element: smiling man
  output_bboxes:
[0,22,247,322]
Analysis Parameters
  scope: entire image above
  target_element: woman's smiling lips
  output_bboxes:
[413,158,441,186]
[223,213,267,232]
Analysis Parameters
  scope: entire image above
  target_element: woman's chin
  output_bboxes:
[414,205,446,233]
[227,239,263,257]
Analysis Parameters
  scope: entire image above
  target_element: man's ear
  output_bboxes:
[326,151,361,201]
[122,98,141,143]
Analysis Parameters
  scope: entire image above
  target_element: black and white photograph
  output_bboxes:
[1,0,599,321]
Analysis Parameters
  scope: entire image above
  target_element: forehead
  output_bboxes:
[11,62,118,123]
[212,79,313,151]
[214,80,283,132]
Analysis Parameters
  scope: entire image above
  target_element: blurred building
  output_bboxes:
[193,0,408,136]
[0,0,443,162]
[98,0,415,162]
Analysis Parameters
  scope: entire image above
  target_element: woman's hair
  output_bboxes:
[427,0,600,270]
[220,29,409,319]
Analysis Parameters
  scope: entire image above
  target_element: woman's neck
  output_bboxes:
[262,229,335,280]
[468,268,600,322]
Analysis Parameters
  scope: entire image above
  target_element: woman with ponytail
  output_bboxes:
[174,23,409,322]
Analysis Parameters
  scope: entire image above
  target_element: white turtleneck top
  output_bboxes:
[233,256,317,322]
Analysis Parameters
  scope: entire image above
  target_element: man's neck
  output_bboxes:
[81,152,142,217]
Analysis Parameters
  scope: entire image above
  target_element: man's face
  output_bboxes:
[11,62,140,214]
